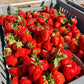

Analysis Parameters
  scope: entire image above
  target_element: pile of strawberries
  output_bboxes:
[0,6,83,84]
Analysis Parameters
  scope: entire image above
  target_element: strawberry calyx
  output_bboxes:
[16,15,22,23]
[51,33,56,37]
[65,36,70,39]
[27,42,33,49]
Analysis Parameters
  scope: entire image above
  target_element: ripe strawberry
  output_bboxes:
[6,55,18,66]
[21,30,32,44]
[15,48,26,58]
[49,62,60,72]
[12,41,23,51]
[46,17,53,26]
[28,24,35,32]
[64,30,72,38]
[62,62,81,82]
[40,29,50,42]
[35,75,48,84]
[69,43,78,52]
[41,49,50,60]
[42,6,50,12]
[8,66,24,77]
[5,48,12,56]
[59,36,64,44]
[26,39,37,49]
[57,43,63,50]
[4,24,13,33]
[27,18,34,25]
[41,59,49,71]
[49,9,57,17]
[37,17,45,23]
[64,36,71,44]
[70,38,77,44]
[28,64,43,82]
[79,34,84,43]
[48,71,65,84]
[11,77,18,84]
[54,22,61,29]
[26,11,32,18]
[70,18,77,24]
[19,11,26,19]
[32,10,39,18]
[79,42,84,51]
[76,49,84,59]
[43,42,53,51]
[51,33,59,46]
[73,32,80,40]
[0,15,6,26]
[66,22,71,28]
[19,77,32,84]
[20,19,27,27]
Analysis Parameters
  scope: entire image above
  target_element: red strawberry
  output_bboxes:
[41,49,50,60]
[19,11,26,19]
[28,24,35,32]
[27,18,34,25]
[70,18,77,24]
[28,64,43,82]
[49,62,60,72]
[79,42,84,51]
[76,49,84,59]
[20,19,27,27]
[11,77,18,84]
[49,9,57,17]
[19,77,32,84]
[42,6,50,12]
[64,30,72,38]
[40,29,50,41]
[79,34,84,43]
[66,22,71,28]
[43,42,53,51]
[26,11,32,18]
[37,17,45,23]
[54,22,61,29]
[35,75,48,84]
[41,59,49,71]
[8,66,24,77]
[4,24,13,33]
[0,15,6,26]
[21,30,32,44]
[46,17,53,26]
[59,36,64,44]
[62,62,81,82]
[26,39,37,49]
[6,55,18,66]
[73,32,80,40]
[51,34,59,46]
[64,36,71,44]
[32,10,39,18]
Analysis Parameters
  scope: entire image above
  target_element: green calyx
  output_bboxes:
[65,36,70,39]
[16,15,22,23]
[16,40,23,48]
[51,33,56,37]
[27,42,33,49]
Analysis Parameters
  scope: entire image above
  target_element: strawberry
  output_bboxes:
[54,22,61,29]
[41,59,49,71]
[35,75,48,84]
[70,18,77,24]
[8,66,24,77]
[49,9,57,17]
[32,10,39,18]
[26,11,32,18]
[11,77,18,84]
[0,15,6,26]
[27,18,34,25]
[19,11,26,19]
[51,33,59,46]
[43,42,53,51]
[5,48,12,56]
[62,62,81,82]
[28,24,35,32]
[79,34,84,43]
[48,71,65,84]
[42,6,50,12]
[70,43,78,52]
[59,36,64,44]
[21,30,32,44]
[49,62,60,72]
[12,41,23,51]
[41,49,50,60]
[28,64,43,82]
[79,42,84,51]
[40,29,50,42]
[37,17,45,23]
[46,17,53,26]
[6,55,18,66]
[64,30,72,38]
[64,36,71,45]
[20,19,27,27]
[26,39,37,49]
[76,49,84,59]
[4,24,13,33]
[73,32,80,40]
[66,22,71,28]
[15,48,26,58]
[19,77,32,84]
